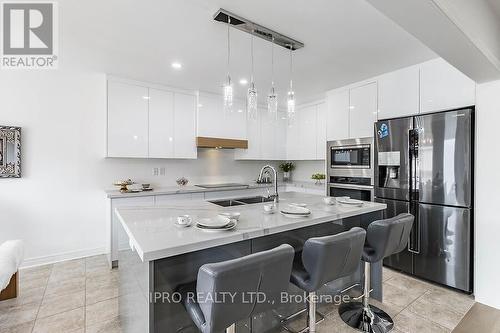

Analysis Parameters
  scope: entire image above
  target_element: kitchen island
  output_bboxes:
[113,192,386,333]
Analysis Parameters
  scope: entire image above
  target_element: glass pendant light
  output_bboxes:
[223,16,233,112]
[247,31,258,120]
[287,45,296,122]
[267,37,278,119]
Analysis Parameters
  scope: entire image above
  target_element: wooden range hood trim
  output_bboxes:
[196,137,248,149]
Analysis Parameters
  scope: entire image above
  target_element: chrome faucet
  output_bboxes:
[258,165,279,203]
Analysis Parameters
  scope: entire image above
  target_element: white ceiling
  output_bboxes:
[63,0,436,105]
[486,0,500,18]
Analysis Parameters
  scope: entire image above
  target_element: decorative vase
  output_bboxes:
[283,171,291,182]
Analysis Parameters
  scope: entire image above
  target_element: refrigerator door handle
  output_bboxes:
[408,201,420,254]
[407,220,420,254]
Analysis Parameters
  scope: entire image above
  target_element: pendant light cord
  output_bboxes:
[271,36,275,89]
[250,32,254,83]
[227,16,231,79]
[290,46,293,91]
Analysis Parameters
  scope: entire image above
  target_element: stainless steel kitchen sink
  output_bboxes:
[208,196,274,207]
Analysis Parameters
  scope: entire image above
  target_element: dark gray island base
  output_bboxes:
[117,211,383,333]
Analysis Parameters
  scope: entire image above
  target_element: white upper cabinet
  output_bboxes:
[286,102,326,161]
[349,82,377,139]
[420,58,475,113]
[378,65,420,119]
[107,79,197,159]
[276,112,288,160]
[148,88,174,158]
[107,81,149,158]
[197,92,246,140]
[260,108,275,160]
[234,108,262,160]
[299,105,318,160]
[286,113,300,160]
[326,89,349,141]
[316,102,327,159]
[173,93,197,159]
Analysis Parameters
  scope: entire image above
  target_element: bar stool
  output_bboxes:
[179,244,295,333]
[339,213,414,333]
[283,227,367,333]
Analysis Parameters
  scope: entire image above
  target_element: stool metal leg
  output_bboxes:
[281,292,325,333]
[338,262,394,333]
[308,292,317,333]
[226,323,236,333]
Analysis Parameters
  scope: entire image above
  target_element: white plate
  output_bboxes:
[196,216,231,228]
[289,203,307,208]
[280,212,310,218]
[337,198,364,207]
[280,205,311,216]
[218,212,241,221]
[196,221,237,232]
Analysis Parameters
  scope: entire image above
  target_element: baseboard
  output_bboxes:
[20,247,107,269]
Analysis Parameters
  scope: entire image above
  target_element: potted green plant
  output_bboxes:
[311,173,326,185]
[279,162,295,182]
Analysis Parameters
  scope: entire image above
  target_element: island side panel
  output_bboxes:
[115,248,151,332]
[152,241,252,333]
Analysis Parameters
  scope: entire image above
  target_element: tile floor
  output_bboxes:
[0,255,477,333]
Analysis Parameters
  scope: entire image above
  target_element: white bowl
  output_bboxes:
[323,197,336,205]
[263,204,276,214]
[218,212,241,221]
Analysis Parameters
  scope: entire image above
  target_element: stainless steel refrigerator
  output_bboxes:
[374,107,473,293]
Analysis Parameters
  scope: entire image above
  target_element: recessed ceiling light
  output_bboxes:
[197,103,203,108]
[239,78,248,85]
[171,62,182,69]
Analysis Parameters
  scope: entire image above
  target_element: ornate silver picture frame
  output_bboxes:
[0,126,21,178]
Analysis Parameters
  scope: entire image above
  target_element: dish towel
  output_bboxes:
[0,240,24,291]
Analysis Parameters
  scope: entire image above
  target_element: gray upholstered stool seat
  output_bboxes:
[283,227,367,333]
[339,213,414,333]
[179,244,295,333]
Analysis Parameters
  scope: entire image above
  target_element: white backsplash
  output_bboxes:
[104,149,281,189]
[290,160,326,182]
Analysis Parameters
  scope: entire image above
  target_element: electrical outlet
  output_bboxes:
[152,167,159,176]
[159,167,166,176]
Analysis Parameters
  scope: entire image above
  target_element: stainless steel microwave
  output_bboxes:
[328,140,372,169]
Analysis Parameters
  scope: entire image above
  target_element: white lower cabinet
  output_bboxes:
[111,196,155,251]
[155,193,204,204]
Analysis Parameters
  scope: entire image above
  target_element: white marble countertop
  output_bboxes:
[105,182,285,199]
[106,181,326,199]
[115,192,386,262]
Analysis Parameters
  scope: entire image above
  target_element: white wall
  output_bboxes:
[0,69,275,266]
[474,80,500,309]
